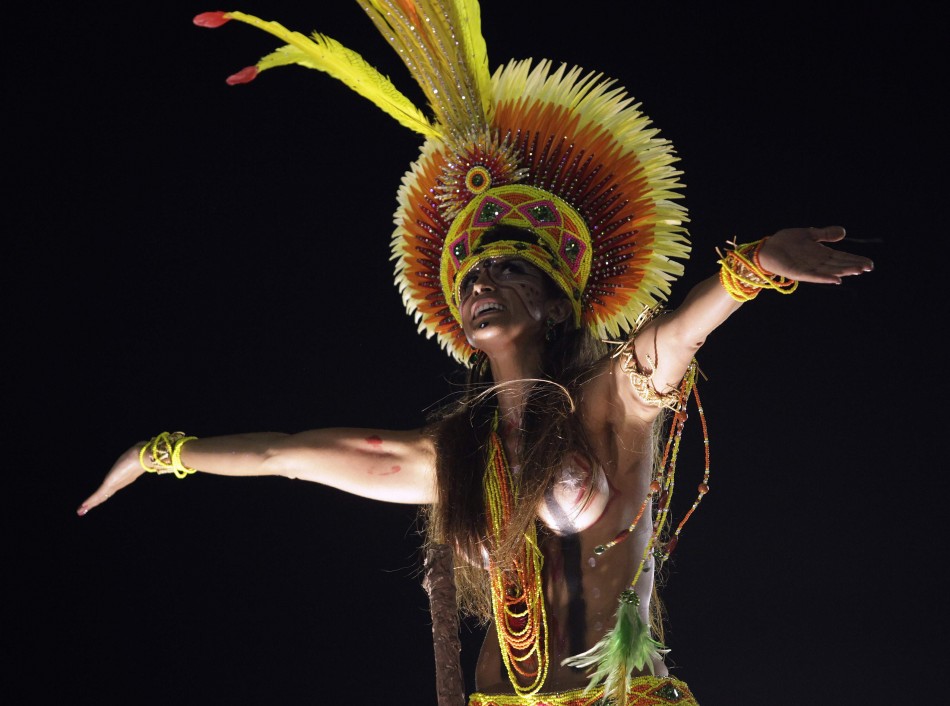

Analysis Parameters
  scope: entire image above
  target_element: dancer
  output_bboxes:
[79,3,873,704]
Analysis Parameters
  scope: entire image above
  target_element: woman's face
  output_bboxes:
[458,257,561,347]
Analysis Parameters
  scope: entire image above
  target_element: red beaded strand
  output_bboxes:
[593,360,711,586]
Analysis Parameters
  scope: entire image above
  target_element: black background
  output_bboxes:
[7,2,944,704]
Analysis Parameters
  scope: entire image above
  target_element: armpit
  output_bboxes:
[613,336,682,410]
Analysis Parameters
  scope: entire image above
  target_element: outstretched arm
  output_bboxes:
[615,226,873,414]
[78,427,437,516]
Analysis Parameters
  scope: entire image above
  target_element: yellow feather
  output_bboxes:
[359,1,490,137]
[454,0,492,119]
[226,10,441,138]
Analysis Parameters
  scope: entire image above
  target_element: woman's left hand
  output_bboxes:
[757,226,874,284]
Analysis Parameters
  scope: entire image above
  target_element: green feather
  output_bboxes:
[561,596,668,702]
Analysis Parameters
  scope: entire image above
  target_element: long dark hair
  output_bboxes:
[422,318,609,620]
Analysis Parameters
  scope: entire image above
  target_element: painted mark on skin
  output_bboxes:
[369,465,401,476]
[514,282,545,321]
[365,435,383,447]
[570,453,593,504]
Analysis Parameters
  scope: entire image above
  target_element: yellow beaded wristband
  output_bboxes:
[717,238,798,302]
[139,431,198,479]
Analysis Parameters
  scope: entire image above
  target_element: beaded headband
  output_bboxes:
[442,185,592,328]
[195,2,691,364]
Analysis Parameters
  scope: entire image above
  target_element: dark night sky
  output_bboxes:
[7,2,944,704]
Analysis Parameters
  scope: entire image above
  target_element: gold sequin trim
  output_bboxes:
[612,332,682,411]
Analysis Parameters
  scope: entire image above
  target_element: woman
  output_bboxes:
[78,4,874,703]
[79,222,871,705]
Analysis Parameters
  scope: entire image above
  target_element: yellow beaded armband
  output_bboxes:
[718,238,798,301]
[139,431,198,479]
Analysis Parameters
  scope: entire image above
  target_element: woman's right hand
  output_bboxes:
[77,443,148,516]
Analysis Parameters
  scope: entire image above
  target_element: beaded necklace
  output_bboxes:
[482,357,709,700]
[484,415,549,697]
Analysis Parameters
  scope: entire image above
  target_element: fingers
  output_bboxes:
[77,476,124,515]
[810,225,846,243]
[76,488,110,516]
[77,445,147,517]
[834,254,874,275]
[810,226,874,275]
[820,232,874,274]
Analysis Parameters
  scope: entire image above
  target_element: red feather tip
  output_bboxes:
[226,66,259,86]
[193,11,231,28]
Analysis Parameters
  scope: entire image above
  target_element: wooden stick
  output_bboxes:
[424,543,465,706]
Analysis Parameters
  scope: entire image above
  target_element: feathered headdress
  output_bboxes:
[195,0,689,366]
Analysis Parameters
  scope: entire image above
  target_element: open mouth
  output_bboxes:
[473,301,505,321]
